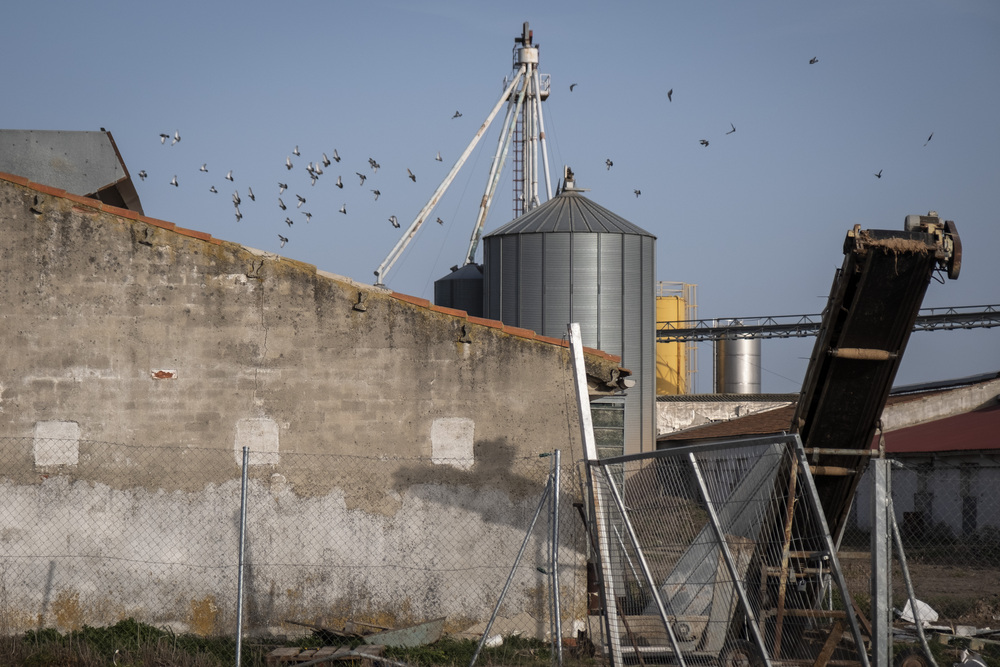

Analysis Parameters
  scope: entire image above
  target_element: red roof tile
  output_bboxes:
[0,170,622,363]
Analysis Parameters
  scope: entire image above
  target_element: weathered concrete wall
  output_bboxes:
[656,398,794,436]
[880,378,1000,431]
[0,175,619,637]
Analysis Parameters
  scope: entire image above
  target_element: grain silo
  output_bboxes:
[434,263,484,317]
[482,170,657,455]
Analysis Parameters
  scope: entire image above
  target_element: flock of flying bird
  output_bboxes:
[136,126,453,250]
[590,56,935,195]
[136,56,937,253]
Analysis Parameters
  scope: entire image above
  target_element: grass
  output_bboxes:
[1,619,602,667]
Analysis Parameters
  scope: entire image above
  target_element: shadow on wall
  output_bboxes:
[391,438,577,529]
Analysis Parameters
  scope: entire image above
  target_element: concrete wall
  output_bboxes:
[656,398,794,436]
[0,174,623,637]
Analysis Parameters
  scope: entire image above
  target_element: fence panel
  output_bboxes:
[588,435,867,667]
[843,456,1000,628]
[0,437,589,660]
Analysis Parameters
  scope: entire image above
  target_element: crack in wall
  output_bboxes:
[246,261,268,410]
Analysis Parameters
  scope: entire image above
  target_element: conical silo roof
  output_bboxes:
[485,188,655,238]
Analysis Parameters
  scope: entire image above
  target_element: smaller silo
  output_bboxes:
[714,326,761,394]
[434,263,484,317]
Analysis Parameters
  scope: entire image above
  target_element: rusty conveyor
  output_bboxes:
[791,212,962,541]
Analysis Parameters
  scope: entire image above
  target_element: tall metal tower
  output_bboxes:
[374,22,552,287]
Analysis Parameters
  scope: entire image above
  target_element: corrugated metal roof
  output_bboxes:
[485,189,656,237]
[0,129,143,213]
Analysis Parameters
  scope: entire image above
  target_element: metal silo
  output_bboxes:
[434,263,484,317]
[482,172,657,455]
[714,326,762,394]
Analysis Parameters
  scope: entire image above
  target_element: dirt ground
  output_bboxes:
[842,559,1000,628]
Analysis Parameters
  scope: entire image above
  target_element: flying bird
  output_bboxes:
[809,56,819,64]
[407,168,416,182]
[368,157,380,173]
[138,170,147,180]
[278,198,286,210]
[322,152,331,167]
[199,164,208,172]
[225,170,234,182]
[605,159,613,170]
[726,123,736,135]
[332,149,341,162]
[285,217,294,227]
[435,151,443,162]
[286,156,293,170]
[700,139,709,147]
[356,172,367,185]
[170,175,178,187]
[389,215,400,228]
[372,189,381,200]
[302,211,312,222]
[436,217,444,225]
[234,207,242,222]
[232,191,241,206]
[171,130,181,145]
[452,110,462,119]
[209,185,217,193]
[335,175,343,189]
[247,187,255,201]
[293,145,301,156]
[634,190,641,197]
[339,204,347,214]
[159,133,169,144]
[875,169,883,179]
[278,182,288,194]
[924,132,934,146]
[278,234,288,248]
[296,194,306,207]
[667,88,673,102]
[570,83,578,92]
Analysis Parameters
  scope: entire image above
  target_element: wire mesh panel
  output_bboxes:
[587,435,868,667]
[0,437,589,661]
[842,456,1000,628]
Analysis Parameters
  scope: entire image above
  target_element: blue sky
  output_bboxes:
[4,1,998,393]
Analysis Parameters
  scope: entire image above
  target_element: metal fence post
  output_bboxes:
[552,449,563,667]
[236,446,249,667]
[870,457,892,667]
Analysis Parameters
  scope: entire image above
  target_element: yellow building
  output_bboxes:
[656,282,697,395]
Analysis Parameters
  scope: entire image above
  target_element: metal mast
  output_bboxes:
[373,22,552,287]
[465,22,552,266]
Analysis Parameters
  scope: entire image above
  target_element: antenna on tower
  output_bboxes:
[373,22,552,287]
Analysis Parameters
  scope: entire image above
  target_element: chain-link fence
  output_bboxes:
[587,435,868,667]
[0,436,593,663]
[843,455,1000,629]
[6,434,1000,665]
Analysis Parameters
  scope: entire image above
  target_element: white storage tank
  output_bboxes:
[714,329,762,394]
